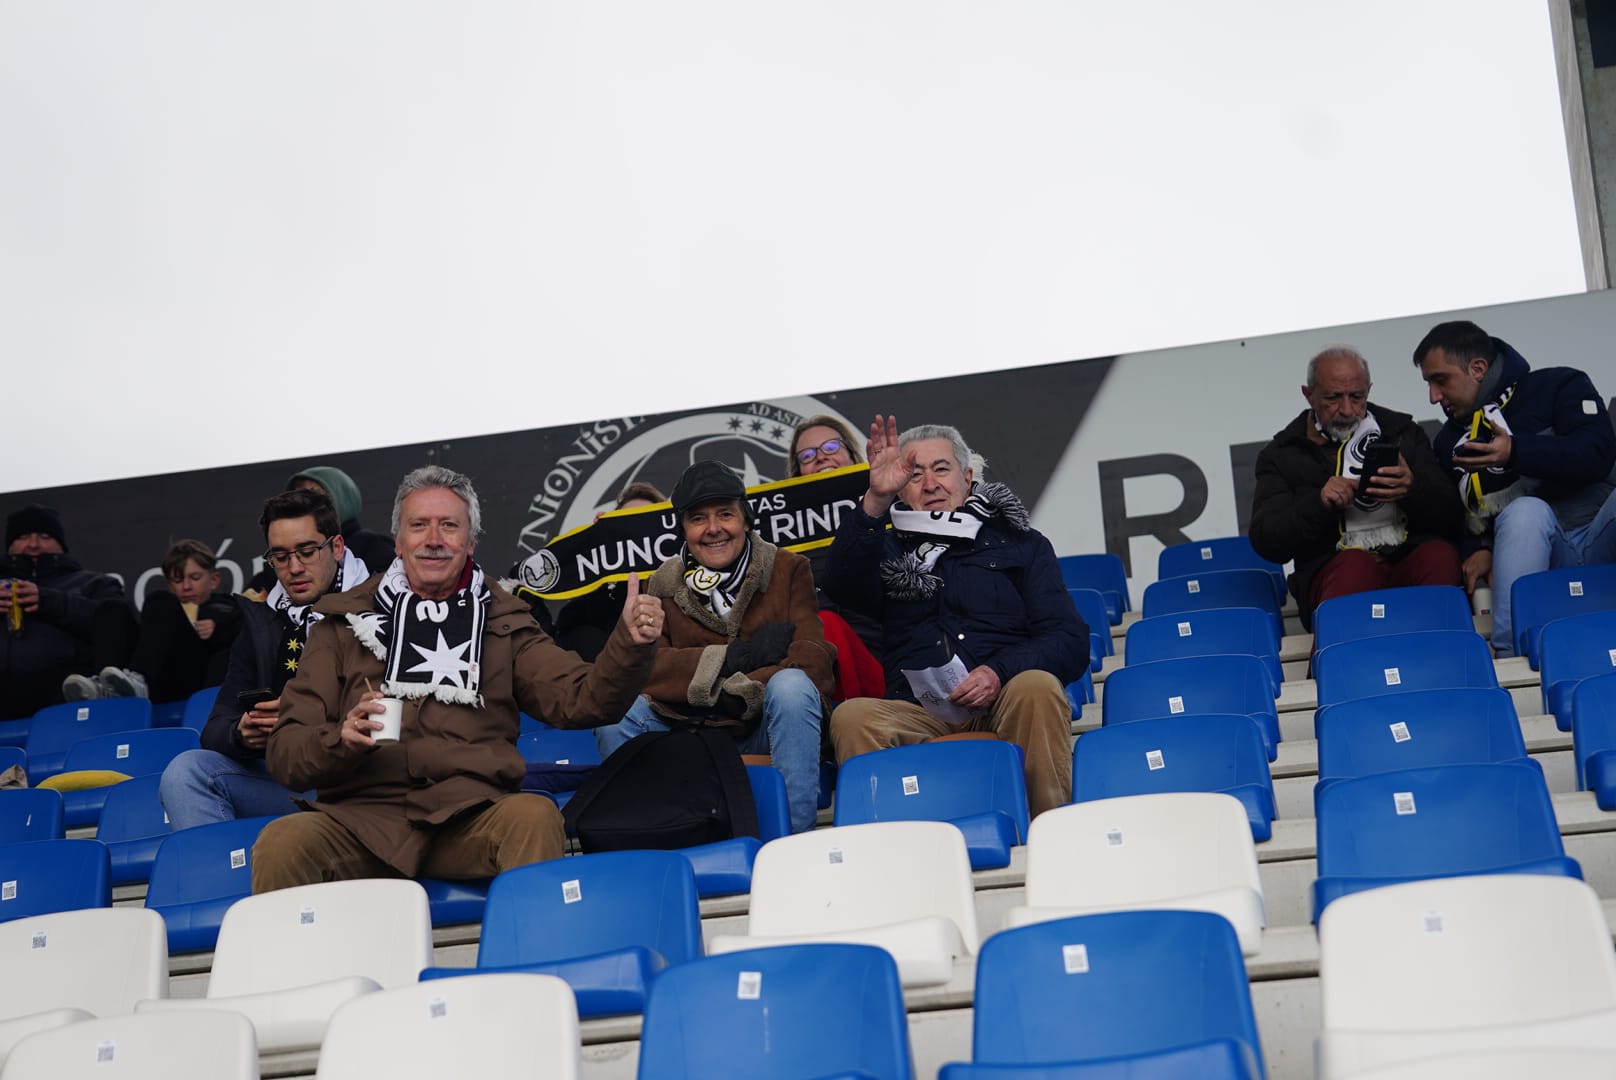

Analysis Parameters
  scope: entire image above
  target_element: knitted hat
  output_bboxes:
[5,504,67,551]
[286,466,363,524]
[671,461,751,522]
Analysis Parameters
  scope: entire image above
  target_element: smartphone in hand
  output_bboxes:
[236,687,274,710]
[1357,440,1400,492]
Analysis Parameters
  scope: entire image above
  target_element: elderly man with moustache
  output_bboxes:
[593,460,835,833]
[251,465,663,892]
[822,417,1087,817]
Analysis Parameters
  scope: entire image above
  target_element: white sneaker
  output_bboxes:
[62,673,103,700]
[98,666,149,699]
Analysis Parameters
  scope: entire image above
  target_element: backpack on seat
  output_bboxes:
[562,726,759,852]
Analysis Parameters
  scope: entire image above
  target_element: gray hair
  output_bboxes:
[898,423,973,476]
[390,465,483,538]
[1307,346,1371,390]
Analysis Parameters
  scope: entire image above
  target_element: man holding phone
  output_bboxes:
[1415,320,1616,656]
[159,489,370,828]
[1251,346,1463,630]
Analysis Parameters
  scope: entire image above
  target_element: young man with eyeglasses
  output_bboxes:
[158,489,371,828]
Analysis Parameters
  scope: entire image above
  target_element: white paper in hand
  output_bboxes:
[901,656,973,725]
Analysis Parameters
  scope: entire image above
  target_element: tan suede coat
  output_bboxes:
[267,575,654,875]
[639,538,836,731]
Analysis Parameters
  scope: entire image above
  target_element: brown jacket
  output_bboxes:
[267,574,655,875]
[641,538,835,730]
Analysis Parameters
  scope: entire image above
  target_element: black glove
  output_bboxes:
[720,622,797,675]
[720,638,757,677]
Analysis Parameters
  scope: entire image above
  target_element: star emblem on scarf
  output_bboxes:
[285,657,298,672]
[407,630,474,688]
[287,639,301,652]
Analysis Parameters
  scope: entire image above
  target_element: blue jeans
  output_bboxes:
[594,668,822,833]
[159,749,301,831]
[1491,491,1616,655]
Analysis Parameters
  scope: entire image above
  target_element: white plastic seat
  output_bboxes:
[1004,792,1266,956]
[1348,1048,1616,1078]
[1318,874,1616,1079]
[316,973,579,1080]
[136,879,432,1053]
[0,1009,256,1079]
[0,907,168,1069]
[707,820,978,986]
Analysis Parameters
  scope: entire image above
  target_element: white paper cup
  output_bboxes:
[1471,586,1493,617]
[373,697,403,743]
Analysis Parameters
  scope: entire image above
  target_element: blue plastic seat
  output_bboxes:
[517,726,603,766]
[1072,714,1276,842]
[54,727,201,827]
[150,698,187,728]
[1538,609,1616,732]
[1312,761,1579,922]
[1100,654,1280,759]
[421,848,702,1018]
[1158,536,1285,608]
[679,763,791,896]
[1312,585,1473,651]
[1124,608,1282,692]
[0,787,65,844]
[638,943,914,1080]
[24,698,154,784]
[1512,563,1616,669]
[1315,687,1526,791]
[1572,670,1616,809]
[1142,569,1283,645]
[0,838,111,923]
[0,745,21,776]
[1067,588,1112,673]
[178,686,221,733]
[833,740,1030,869]
[1058,554,1129,625]
[1312,629,1498,711]
[95,773,174,886]
[518,712,543,736]
[144,815,278,953]
[940,910,1264,1080]
[1065,668,1095,713]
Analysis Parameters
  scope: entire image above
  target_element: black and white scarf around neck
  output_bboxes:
[348,558,491,706]
[683,535,753,619]
[881,482,1030,600]
[268,548,369,633]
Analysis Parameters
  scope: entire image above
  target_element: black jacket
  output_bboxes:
[0,553,132,721]
[1248,403,1462,628]
[200,601,284,760]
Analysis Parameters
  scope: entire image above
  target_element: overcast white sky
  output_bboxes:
[0,1,1588,493]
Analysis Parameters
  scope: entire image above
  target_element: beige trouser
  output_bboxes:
[829,670,1072,817]
[251,793,565,894]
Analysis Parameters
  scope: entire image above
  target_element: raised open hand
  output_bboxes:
[862,414,913,516]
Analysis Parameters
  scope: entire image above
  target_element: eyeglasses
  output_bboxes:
[263,536,335,569]
[795,438,844,465]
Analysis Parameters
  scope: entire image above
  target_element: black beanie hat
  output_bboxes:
[5,504,67,551]
[670,461,751,522]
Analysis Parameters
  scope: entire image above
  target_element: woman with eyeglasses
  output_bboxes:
[785,414,885,697]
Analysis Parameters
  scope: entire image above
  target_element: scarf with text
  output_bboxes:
[682,534,753,619]
[882,482,1030,600]
[347,557,490,707]
[1454,384,1525,535]
[1330,412,1406,553]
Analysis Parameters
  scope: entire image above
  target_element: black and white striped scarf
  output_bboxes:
[348,557,491,707]
[682,536,753,619]
[882,482,1030,600]
[267,548,369,633]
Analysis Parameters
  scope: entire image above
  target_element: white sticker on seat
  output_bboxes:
[1063,943,1090,974]
[1383,667,1401,686]
[1168,695,1185,714]
[429,996,448,1019]
[1609,649,1616,667]
[1,881,13,901]
[1145,749,1165,770]
[31,932,46,949]
[828,847,844,865]
[1187,579,1201,594]
[116,744,130,759]
[1105,827,1123,847]
[737,971,762,999]
[555,758,569,764]
[229,848,246,870]
[1394,791,1416,815]
[902,775,920,796]
[1389,722,1411,743]
[1177,621,1193,637]
[76,707,89,721]
[299,906,316,925]
[96,1040,115,1063]
[1571,581,1586,596]
[1422,909,1444,933]
[1199,547,1213,560]
[562,879,582,904]
[1371,603,1385,619]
